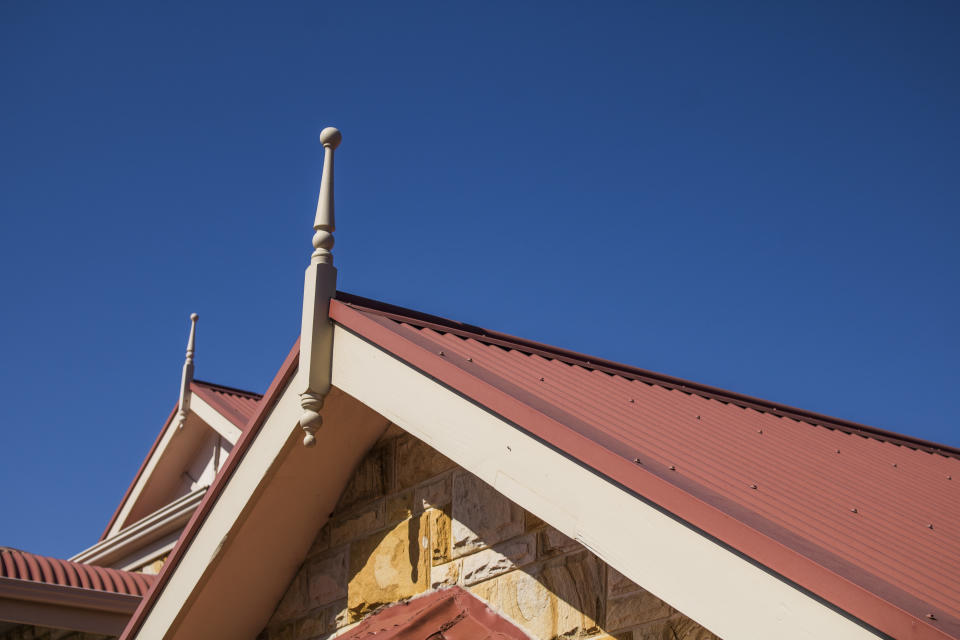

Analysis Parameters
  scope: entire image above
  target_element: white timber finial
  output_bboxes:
[175,313,199,430]
[299,127,341,446]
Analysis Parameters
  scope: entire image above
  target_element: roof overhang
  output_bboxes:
[121,299,956,640]
[0,577,142,635]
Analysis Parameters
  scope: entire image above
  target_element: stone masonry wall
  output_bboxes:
[0,628,110,640]
[258,426,719,640]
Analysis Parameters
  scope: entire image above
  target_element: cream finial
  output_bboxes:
[311,127,342,265]
[299,127,342,447]
[175,313,199,430]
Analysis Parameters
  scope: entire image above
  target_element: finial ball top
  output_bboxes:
[319,127,342,149]
[190,313,199,322]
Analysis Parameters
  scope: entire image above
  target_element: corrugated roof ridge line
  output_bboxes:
[191,378,263,399]
[337,292,959,458]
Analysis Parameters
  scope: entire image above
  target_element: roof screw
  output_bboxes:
[466,357,473,362]
[629,398,635,403]
[439,351,445,356]
[539,377,545,382]
[927,523,934,530]
[835,449,841,454]
[892,463,898,468]
[757,429,763,434]
[948,475,953,480]
[633,457,642,464]
[927,613,937,620]
[750,484,758,490]
[669,464,677,471]
[850,508,858,514]
[696,415,701,420]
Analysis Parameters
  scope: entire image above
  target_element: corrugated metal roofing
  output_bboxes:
[331,292,960,640]
[191,379,262,428]
[0,548,154,596]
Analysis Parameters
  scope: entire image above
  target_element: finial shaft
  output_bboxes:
[300,127,342,446]
[175,313,199,430]
[311,127,342,265]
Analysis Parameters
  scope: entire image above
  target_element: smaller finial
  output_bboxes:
[175,313,199,430]
[311,127,342,266]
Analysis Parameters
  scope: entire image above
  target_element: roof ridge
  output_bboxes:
[334,291,960,459]
[191,379,263,399]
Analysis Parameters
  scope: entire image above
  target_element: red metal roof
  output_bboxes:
[191,379,262,428]
[0,548,154,596]
[330,292,960,640]
[341,587,530,640]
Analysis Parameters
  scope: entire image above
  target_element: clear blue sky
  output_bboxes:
[1,2,957,559]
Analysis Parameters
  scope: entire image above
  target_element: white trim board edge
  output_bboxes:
[330,325,884,640]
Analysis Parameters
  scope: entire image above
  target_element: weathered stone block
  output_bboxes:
[330,499,384,546]
[396,435,456,489]
[335,441,394,512]
[451,471,524,557]
[538,526,579,558]
[462,534,536,585]
[272,567,307,623]
[431,559,462,588]
[429,507,452,564]
[307,522,331,557]
[632,614,718,640]
[308,548,347,606]
[607,566,642,598]
[606,588,673,632]
[322,597,349,632]
[541,551,604,637]
[496,568,557,639]
[467,571,501,606]
[347,511,431,619]
[386,489,414,524]
[414,474,452,512]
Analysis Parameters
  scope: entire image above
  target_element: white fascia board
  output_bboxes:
[107,398,241,538]
[71,487,205,568]
[131,372,303,640]
[191,394,243,445]
[107,415,180,538]
[330,325,883,640]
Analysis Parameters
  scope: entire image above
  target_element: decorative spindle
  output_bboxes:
[299,127,342,447]
[175,313,199,430]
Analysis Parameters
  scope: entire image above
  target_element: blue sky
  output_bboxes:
[1,2,957,558]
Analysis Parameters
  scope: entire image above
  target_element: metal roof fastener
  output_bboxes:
[633,457,642,464]
[892,463,898,468]
[927,613,937,620]
[629,398,635,403]
[750,484,758,490]
[927,523,934,530]
[669,464,676,471]
[757,429,763,434]
[539,377,545,382]
[835,449,841,454]
[466,357,473,362]
[850,508,858,514]
[439,351,445,356]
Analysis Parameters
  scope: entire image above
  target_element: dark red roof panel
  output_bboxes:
[331,293,960,640]
[191,379,262,429]
[341,587,530,640]
[0,548,155,596]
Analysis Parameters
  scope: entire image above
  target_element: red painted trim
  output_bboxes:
[330,298,958,640]
[99,404,179,542]
[119,340,300,640]
[341,587,529,639]
[335,292,960,459]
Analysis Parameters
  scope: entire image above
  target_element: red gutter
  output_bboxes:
[119,341,300,640]
[330,298,957,640]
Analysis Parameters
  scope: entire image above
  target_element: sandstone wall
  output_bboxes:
[259,426,719,640]
[0,627,110,640]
